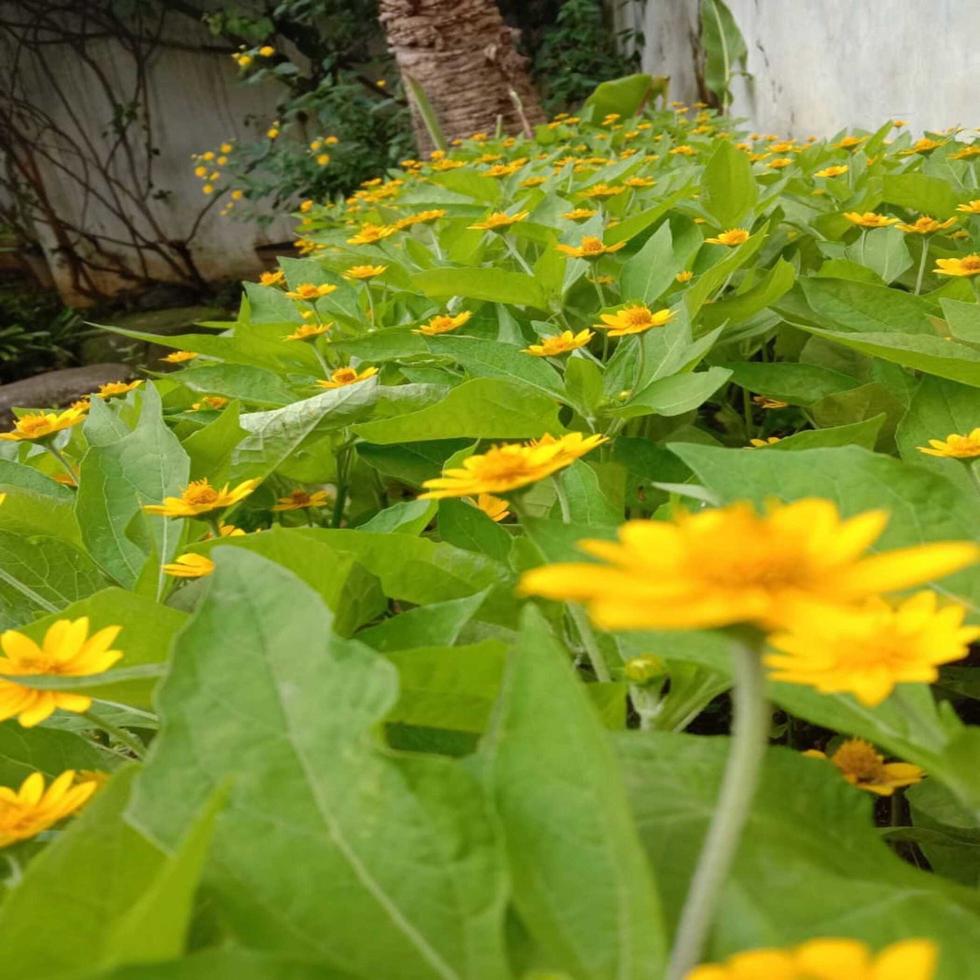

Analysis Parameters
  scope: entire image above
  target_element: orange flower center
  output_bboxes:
[831,741,887,783]
[623,308,654,327]
[580,237,604,254]
[182,480,220,506]
[17,415,53,436]
[333,369,357,384]
[963,257,980,272]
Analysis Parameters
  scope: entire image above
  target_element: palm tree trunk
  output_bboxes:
[379,0,546,152]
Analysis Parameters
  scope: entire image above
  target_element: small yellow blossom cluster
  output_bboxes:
[190,142,235,200]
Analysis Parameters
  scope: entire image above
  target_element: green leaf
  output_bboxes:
[176,364,301,407]
[91,948,356,980]
[941,298,980,345]
[621,221,680,304]
[129,549,509,980]
[882,173,960,219]
[765,416,885,451]
[353,378,563,443]
[230,381,379,482]
[700,0,749,109]
[358,499,436,535]
[685,229,767,318]
[610,367,731,419]
[357,590,490,652]
[182,401,247,483]
[437,498,513,562]
[582,73,667,120]
[720,361,859,405]
[618,732,980,979]
[699,258,796,328]
[76,385,189,590]
[0,767,218,979]
[484,606,666,979]
[843,227,912,284]
[412,267,547,309]
[702,139,757,228]
[0,721,118,784]
[0,460,73,500]
[797,278,933,334]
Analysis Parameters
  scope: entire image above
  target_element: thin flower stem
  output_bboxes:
[428,225,443,261]
[332,445,351,528]
[312,345,331,377]
[3,852,23,888]
[914,237,930,295]
[567,604,612,683]
[966,461,980,497]
[666,635,769,980]
[43,442,78,483]
[552,474,571,523]
[505,235,534,276]
[859,229,867,267]
[84,710,146,760]
[365,283,377,329]
[593,276,606,311]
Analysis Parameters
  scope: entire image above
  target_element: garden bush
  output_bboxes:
[0,76,979,979]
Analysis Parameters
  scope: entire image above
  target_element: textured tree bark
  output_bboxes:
[378,0,546,153]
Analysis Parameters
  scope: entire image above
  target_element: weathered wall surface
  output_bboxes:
[637,0,978,137]
[1,9,294,305]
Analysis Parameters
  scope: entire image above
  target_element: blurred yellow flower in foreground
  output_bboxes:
[144,478,260,518]
[555,236,625,259]
[767,591,978,705]
[162,554,215,579]
[0,407,87,443]
[918,428,980,459]
[595,304,675,337]
[957,199,980,214]
[317,366,378,389]
[705,228,750,246]
[803,739,923,796]
[475,493,509,522]
[0,771,99,847]
[0,618,123,727]
[934,254,980,277]
[421,433,606,498]
[524,329,593,356]
[686,937,936,980]
[520,499,978,633]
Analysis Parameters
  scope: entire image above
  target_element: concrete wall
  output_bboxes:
[637,0,979,137]
[1,8,294,305]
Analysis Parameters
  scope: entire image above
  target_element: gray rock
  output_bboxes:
[0,363,135,423]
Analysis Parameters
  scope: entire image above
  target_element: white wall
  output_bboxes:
[639,0,979,137]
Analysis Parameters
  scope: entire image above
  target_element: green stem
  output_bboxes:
[914,237,930,295]
[43,442,78,483]
[504,235,534,276]
[428,225,443,261]
[592,276,607,312]
[567,604,612,683]
[665,636,769,980]
[84,710,146,760]
[365,283,377,329]
[552,474,571,523]
[331,445,351,528]
[312,344,331,377]
[965,460,980,497]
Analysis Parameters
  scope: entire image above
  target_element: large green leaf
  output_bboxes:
[353,378,562,443]
[702,139,757,228]
[129,549,509,980]
[0,721,118,784]
[484,607,666,979]
[720,361,859,405]
[76,386,189,591]
[0,767,217,979]
[797,278,933,334]
[610,367,731,419]
[618,732,980,980]
[621,221,682,304]
[582,73,666,120]
[412,267,547,309]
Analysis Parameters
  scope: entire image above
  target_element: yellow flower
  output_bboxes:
[284,322,331,342]
[347,223,397,245]
[900,137,944,155]
[317,366,378,389]
[753,394,789,409]
[233,53,252,69]
[749,436,781,447]
[579,183,624,199]
[523,329,594,357]
[519,498,979,633]
[767,590,978,706]
[162,350,198,364]
[896,215,957,234]
[843,212,899,229]
[804,739,923,796]
[316,153,330,166]
[555,236,626,259]
[835,135,864,150]
[344,264,387,280]
[258,45,275,57]
[96,379,143,399]
[934,254,980,277]
[520,176,546,188]
[272,488,331,511]
[484,160,525,178]
[686,937,937,980]
[220,142,233,153]
[705,228,750,246]
[468,210,529,231]
[675,270,694,283]
[767,157,793,169]
[956,199,980,214]
[596,304,675,337]
[624,176,656,188]
[473,493,509,522]
[0,407,87,443]
[0,771,99,847]
[669,145,696,156]
[431,158,466,171]
[918,428,980,459]
[162,553,215,578]
[815,164,848,177]
[286,282,337,301]
[563,208,598,221]
[192,396,230,411]
[415,311,472,336]
[144,477,260,519]
[299,199,314,213]
[420,433,606,499]
[950,145,980,160]
[0,618,123,727]
[194,165,208,178]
